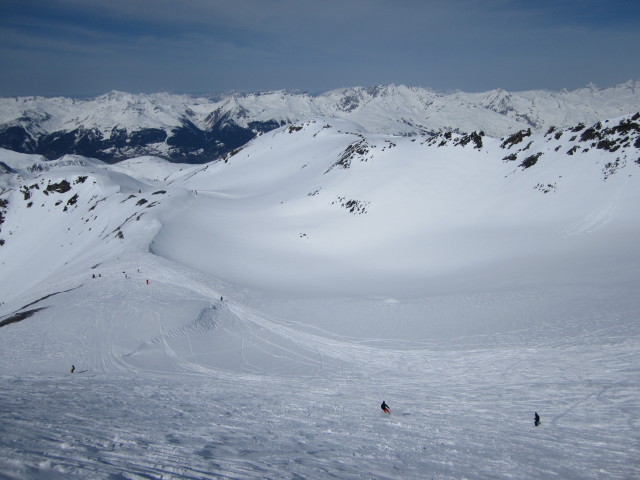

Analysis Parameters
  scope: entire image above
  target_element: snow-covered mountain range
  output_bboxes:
[1,81,639,163]
[0,110,639,478]
[2,112,638,298]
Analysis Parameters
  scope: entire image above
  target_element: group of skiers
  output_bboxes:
[91,269,155,282]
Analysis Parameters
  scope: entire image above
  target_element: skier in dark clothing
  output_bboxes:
[381,401,390,414]
[534,412,540,426]
[71,365,75,374]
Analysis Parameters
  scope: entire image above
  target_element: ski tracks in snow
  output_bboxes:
[1,255,639,478]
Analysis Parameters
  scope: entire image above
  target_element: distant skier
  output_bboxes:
[71,365,75,374]
[381,401,390,414]
[534,412,540,426]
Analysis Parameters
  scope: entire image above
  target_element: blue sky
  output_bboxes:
[1,0,639,97]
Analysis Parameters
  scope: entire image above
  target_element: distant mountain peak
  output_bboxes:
[0,82,639,164]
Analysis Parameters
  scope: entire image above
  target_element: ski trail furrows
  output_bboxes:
[229,301,365,372]
[166,305,221,338]
[226,301,434,375]
[3,366,638,480]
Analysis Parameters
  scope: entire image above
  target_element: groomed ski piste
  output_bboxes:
[0,116,639,479]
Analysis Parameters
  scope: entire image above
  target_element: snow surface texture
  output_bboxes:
[0,115,639,479]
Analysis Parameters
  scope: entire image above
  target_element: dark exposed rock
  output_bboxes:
[0,284,84,327]
[336,94,362,113]
[46,180,72,194]
[326,139,369,172]
[596,139,621,152]
[248,120,286,133]
[454,131,484,149]
[21,186,32,200]
[580,126,602,142]
[534,182,557,194]
[605,117,640,136]
[333,196,370,214]
[567,146,580,155]
[519,152,543,169]
[0,307,47,328]
[63,193,79,211]
[603,159,625,180]
[0,198,6,236]
[500,129,532,149]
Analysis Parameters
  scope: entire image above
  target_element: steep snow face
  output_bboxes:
[0,115,639,479]
[0,155,188,302]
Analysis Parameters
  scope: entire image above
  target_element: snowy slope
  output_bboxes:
[153,115,640,297]
[0,115,639,479]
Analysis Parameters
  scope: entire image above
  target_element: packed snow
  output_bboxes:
[0,116,639,479]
